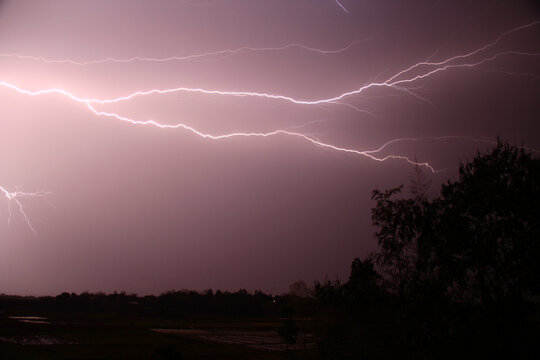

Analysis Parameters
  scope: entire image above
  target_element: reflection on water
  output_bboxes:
[152,328,315,351]
[8,316,50,324]
[0,335,75,346]
[0,315,76,346]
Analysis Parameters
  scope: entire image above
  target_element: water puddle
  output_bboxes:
[152,328,314,351]
[0,335,75,346]
[8,316,50,324]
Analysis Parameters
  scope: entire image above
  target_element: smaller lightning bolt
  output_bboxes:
[83,103,436,172]
[335,0,349,14]
[386,21,540,84]
[0,185,51,235]
[363,135,496,155]
[479,68,540,81]
[0,41,363,66]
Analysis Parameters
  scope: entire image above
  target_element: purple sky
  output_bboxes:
[0,0,539,295]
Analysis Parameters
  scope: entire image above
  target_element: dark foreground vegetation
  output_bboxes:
[1,141,539,359]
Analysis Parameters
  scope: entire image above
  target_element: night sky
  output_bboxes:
[1,0,539,295]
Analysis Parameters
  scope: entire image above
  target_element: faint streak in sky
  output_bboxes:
[0,40,365,66]
[335,0,349,14]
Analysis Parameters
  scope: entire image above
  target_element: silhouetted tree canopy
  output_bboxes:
[372,141,539,305]
[370,140,540,358]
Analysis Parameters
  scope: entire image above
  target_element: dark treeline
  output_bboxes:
[0,290,317,319]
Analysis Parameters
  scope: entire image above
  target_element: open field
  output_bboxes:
[0,313,320,359]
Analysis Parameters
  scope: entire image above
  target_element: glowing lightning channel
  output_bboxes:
[335,0,349,14]
[0,54,538,175]
[385,20,540,84]
[0,81,437,171]
[83,103,436,172]
[73,20,539,106]
[3,47,536,107]
[3,19,532,107]
[0,186,50,235]
[104,50,539,106]
[1,21,539,186]
[0,41,363,66]
[2,49,536,111]
[363,135,496,154]
[1,22,537,106]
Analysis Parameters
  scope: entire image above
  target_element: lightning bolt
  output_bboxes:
[3,19,532,107]
[2,48,537,110]
[0,79,439,171]
[385,21,540,85]
[1,21,539,233]
[1,24,539,170]
[363,135,496,155]
[0,41,364,66]
[335,0,349,14]
[0,186,51,235]
[83,103,437,172]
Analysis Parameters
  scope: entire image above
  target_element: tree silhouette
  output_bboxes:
[343,257,381,310]
[288,280,312,298]
[371,140,540,358]
[373,141,539,301]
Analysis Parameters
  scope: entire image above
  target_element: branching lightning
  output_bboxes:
[1,21,539,233]
[0,41,363,66]
[0,186,50,235]
[2,48,538,109]
[82,102,437,172]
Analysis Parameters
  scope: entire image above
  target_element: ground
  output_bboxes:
[0,313,320,359]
